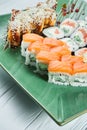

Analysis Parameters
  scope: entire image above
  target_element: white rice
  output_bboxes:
[21,41,30,57]
[48,72,71,86]
[70,73,87,87]
[25,49,36,66]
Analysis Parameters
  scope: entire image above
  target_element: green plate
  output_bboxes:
[1,0,87,126]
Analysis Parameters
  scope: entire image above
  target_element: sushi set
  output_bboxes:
[1,0,87,125]
[6,0,87,87]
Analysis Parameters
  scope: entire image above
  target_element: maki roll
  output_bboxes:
[60,18,78,37]
[70,62,87,87]
[21,33,43,57]
[36,51,60,74]
[48,60,73,85]
[61,38,79,52]
[71,27,87,47]
[25,41,50,66]
[43,26,64,39]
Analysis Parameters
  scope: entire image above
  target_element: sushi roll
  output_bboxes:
[61,38,79,52]
[25,41,50,66]
[48,60,73,85]
[43,27,64,39]
[70,62,87,87]
[71,27,87,48]
[21,33,43,57]
[60,18,78,37]
[75,48,87,63]
[36,51,60,74]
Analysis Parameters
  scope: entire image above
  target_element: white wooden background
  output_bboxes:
[0,0,87,130]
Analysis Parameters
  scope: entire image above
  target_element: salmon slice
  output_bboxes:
[48,60,73,74]
[62,21,76,28]
[28,41,50,54]
[36,51,60,64]
[73,62,87,74]
[75,48,87,57]
[23,33,44,43]
[51,46,71,57]
[43,37,65,47]
[62,55,83,65]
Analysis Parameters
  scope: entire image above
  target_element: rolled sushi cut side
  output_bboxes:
[71,27,87,47]
[48,60,73,85]
[43,26,64,39]
[36,51,60,74]
[60,18,78,37]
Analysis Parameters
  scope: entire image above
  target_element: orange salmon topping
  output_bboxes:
[36,51,60,64]
[62,55,83,65]
[54,29,60,34]
[78,28,87,42]
[48,60,73,74]
[43,37,64,47]
[75,48,87,57]
[51,46,71,57]
[28,41,50,54]
[23,33,43,43]
[73,62,87,74]
[62,21,76,28]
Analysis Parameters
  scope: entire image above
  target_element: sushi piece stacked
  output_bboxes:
[20,17,87,87]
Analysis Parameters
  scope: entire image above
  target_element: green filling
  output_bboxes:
[63,28,69,34]
[74,35,81,42]
[38,62,48,71]
[29,53,36,62]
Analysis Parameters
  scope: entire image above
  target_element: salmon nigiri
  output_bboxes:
[21,33,43,56]
[25,41,50,66]
[36,51,60,73]
[48,60,73,85]
[70,62,87,87]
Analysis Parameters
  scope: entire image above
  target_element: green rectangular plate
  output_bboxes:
[1,0,87,126]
